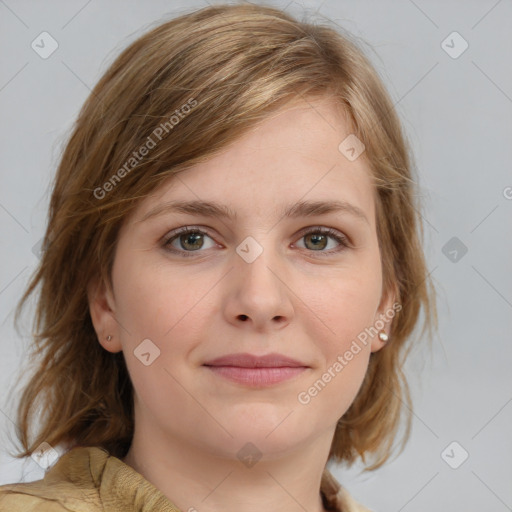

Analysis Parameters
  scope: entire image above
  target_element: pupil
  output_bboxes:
[308,234,326,250]
[182,233,202,250]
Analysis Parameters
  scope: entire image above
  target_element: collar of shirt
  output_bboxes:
[0,446,372,512]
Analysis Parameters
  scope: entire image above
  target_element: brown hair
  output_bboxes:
[7,2,437,471]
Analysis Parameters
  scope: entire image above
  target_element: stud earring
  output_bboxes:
[378,331,389,342]
[106,335,112,342]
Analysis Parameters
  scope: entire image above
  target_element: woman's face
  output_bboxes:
[89,96,395,461]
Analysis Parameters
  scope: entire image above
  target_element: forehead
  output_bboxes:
[133,96,376,227]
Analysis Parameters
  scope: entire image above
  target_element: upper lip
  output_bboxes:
[203,352,308,368]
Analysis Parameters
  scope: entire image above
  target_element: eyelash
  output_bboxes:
[162,226,351,258]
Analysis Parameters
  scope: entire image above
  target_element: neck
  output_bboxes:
[122,414,335,512]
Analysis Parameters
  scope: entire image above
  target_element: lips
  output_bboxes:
[203,352,307,368]
[203,353,309,387]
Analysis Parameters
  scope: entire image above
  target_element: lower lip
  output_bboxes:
[204,366,307,386]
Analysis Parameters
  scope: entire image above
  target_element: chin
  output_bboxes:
[216,418,313,454]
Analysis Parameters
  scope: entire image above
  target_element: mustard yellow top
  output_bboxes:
[0,446,371,511]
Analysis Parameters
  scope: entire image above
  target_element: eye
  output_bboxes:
[162,226,350,258]
[163,227,216,256]
[294,227,350,255]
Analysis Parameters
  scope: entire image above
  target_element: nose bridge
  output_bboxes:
[228,231,293,327]
[235,232,281,289]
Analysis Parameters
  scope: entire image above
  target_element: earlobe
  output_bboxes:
[370,284,398,353]
[87,277,123,353]
[377,331,389,343]
[370,330,390,353]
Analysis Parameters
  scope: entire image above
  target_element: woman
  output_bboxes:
[0,3,437,511]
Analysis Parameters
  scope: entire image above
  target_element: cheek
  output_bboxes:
[112,248,206,340]
[110,252,208,415]
[110,249,218,398]
[295,257,381,414]
[297,286,375,425]
[302,258,382,352]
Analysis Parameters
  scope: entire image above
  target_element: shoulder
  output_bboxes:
[0,479,100,511]
[0,446,178,512]
[0,446,109,511]
[0,484,70,511]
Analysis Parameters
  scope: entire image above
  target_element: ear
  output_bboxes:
[87,276,123,353]
[370,282,399,353]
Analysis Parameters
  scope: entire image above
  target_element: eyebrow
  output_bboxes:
[139,199,369,225]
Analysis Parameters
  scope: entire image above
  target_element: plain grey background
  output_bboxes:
[1,0,511,510]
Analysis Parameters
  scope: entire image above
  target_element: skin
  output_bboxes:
[88,96,396,512]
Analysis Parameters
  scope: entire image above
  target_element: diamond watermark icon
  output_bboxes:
[31,31,59,59]
[441,31,468,59]
[237,442,262,468]
[338,134,365,162]
[31,442,59,470]
[442,236,468,263]
[236,236,263,264]
[134,338,161,366]
[32,238,46,259]
[441,441,469,469]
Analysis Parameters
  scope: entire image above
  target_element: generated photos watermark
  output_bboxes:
[297,301,402,405]
[93,97,198,200]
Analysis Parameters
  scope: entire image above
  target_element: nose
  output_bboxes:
[222,241,294,332]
